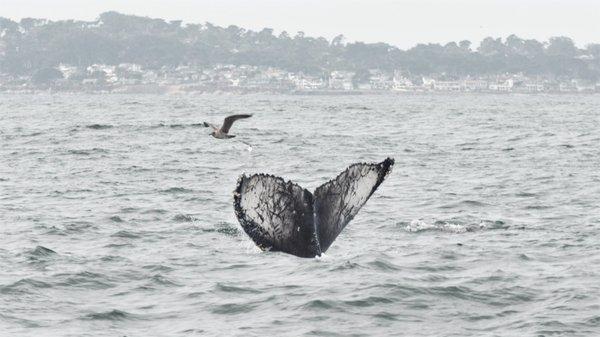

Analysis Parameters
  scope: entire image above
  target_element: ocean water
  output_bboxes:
[1,93,599,336]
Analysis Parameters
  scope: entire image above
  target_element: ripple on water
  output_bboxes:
[401,218,508,233]
[215,283,261,294]
[172,214,196,222]
[210,302,257,315]
[141,264,174,273]
[24,246,58,265]
[343,296,394,308]
[0,313,42,328]
[160,187,194,194]
[0,278,53,294]
[62,222,97,234]
[85,124,113,130]
[200,222,240,236]
[109,215,124,223]
[300,299,340,311]
[141,208,168,215]
[54,271,115,290]
[110,230,141,239]
[439,199,490,209]
[149,274,180,287]
[82,309,132,321]
[366,258,401,272]
[28,246,57,257]
[67,148,108,156]
[328,261,361,271]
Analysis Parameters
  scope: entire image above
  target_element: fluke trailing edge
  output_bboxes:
[233,158,394,257]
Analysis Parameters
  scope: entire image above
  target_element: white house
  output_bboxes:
[489,79,513,92]
[463,80,488,91]
[434,81,462,91]
[329,71,354,90]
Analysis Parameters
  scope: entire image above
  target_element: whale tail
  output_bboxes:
[233,158,394,258]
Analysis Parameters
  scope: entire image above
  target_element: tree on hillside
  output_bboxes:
[0,12,598,79]
[32,67,63,83]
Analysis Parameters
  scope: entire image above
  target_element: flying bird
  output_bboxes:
[203,114,252,139]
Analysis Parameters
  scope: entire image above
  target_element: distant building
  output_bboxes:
[118,63,142,72]
[329,71,354,90]
[369,70,393,90]
[574,79,595,92]
[57,63,79,79]
[489,79,513,92]
[434,81,462,91]
[87,64,117,84]
[356,83,372,90]
[559,81,577,92]
[524,83,545,92]
[421,77,435,90]
[392,71,414,91]
[463,79,488,91]
[290,72,326,91]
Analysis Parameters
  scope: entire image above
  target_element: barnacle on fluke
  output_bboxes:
[233,158,394,258]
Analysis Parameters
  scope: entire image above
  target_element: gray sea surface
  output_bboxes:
[1,93,599,336]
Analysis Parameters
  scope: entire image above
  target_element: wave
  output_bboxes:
[345,105,371,110]
[54,271,114,289]
[68,149,90,155]
[160,187,193,194]
[29,246,56,257]
[21,131,44,137]
[82,309,132,321]
[110,230,141,239]
[109,215,124,223]
[0,278,52,294]
[149,274,180,287]
[67,148,108,156]
[438,200,490,209]
[215,283,261,294]
[401,218,508,233]
[141,208,168,214]
[343,296,394,307]
[86,124,113,130]
[200,222,240,236]
[62,222,97,233]
[151,123,206,129]
[142,264,174,273]
[301,299,337,310]
[367,258,401,271]
[210,302,257,314]
[172,214,196,222]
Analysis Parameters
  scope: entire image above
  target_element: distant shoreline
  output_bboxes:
[0,88,597,95]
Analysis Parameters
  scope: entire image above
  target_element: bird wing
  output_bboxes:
[221,114,252,133]
[202,122,218,130]
[313,158,394,253]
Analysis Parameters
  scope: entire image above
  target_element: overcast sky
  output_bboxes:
[2,0,599,48]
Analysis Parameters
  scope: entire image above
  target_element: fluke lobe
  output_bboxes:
[233,158,394,258]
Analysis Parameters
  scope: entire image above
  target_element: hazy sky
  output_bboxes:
[2,0,599,48]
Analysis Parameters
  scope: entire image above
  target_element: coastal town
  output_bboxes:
[0,63,598,94]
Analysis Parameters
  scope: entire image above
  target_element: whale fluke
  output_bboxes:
[233,158,394,257]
